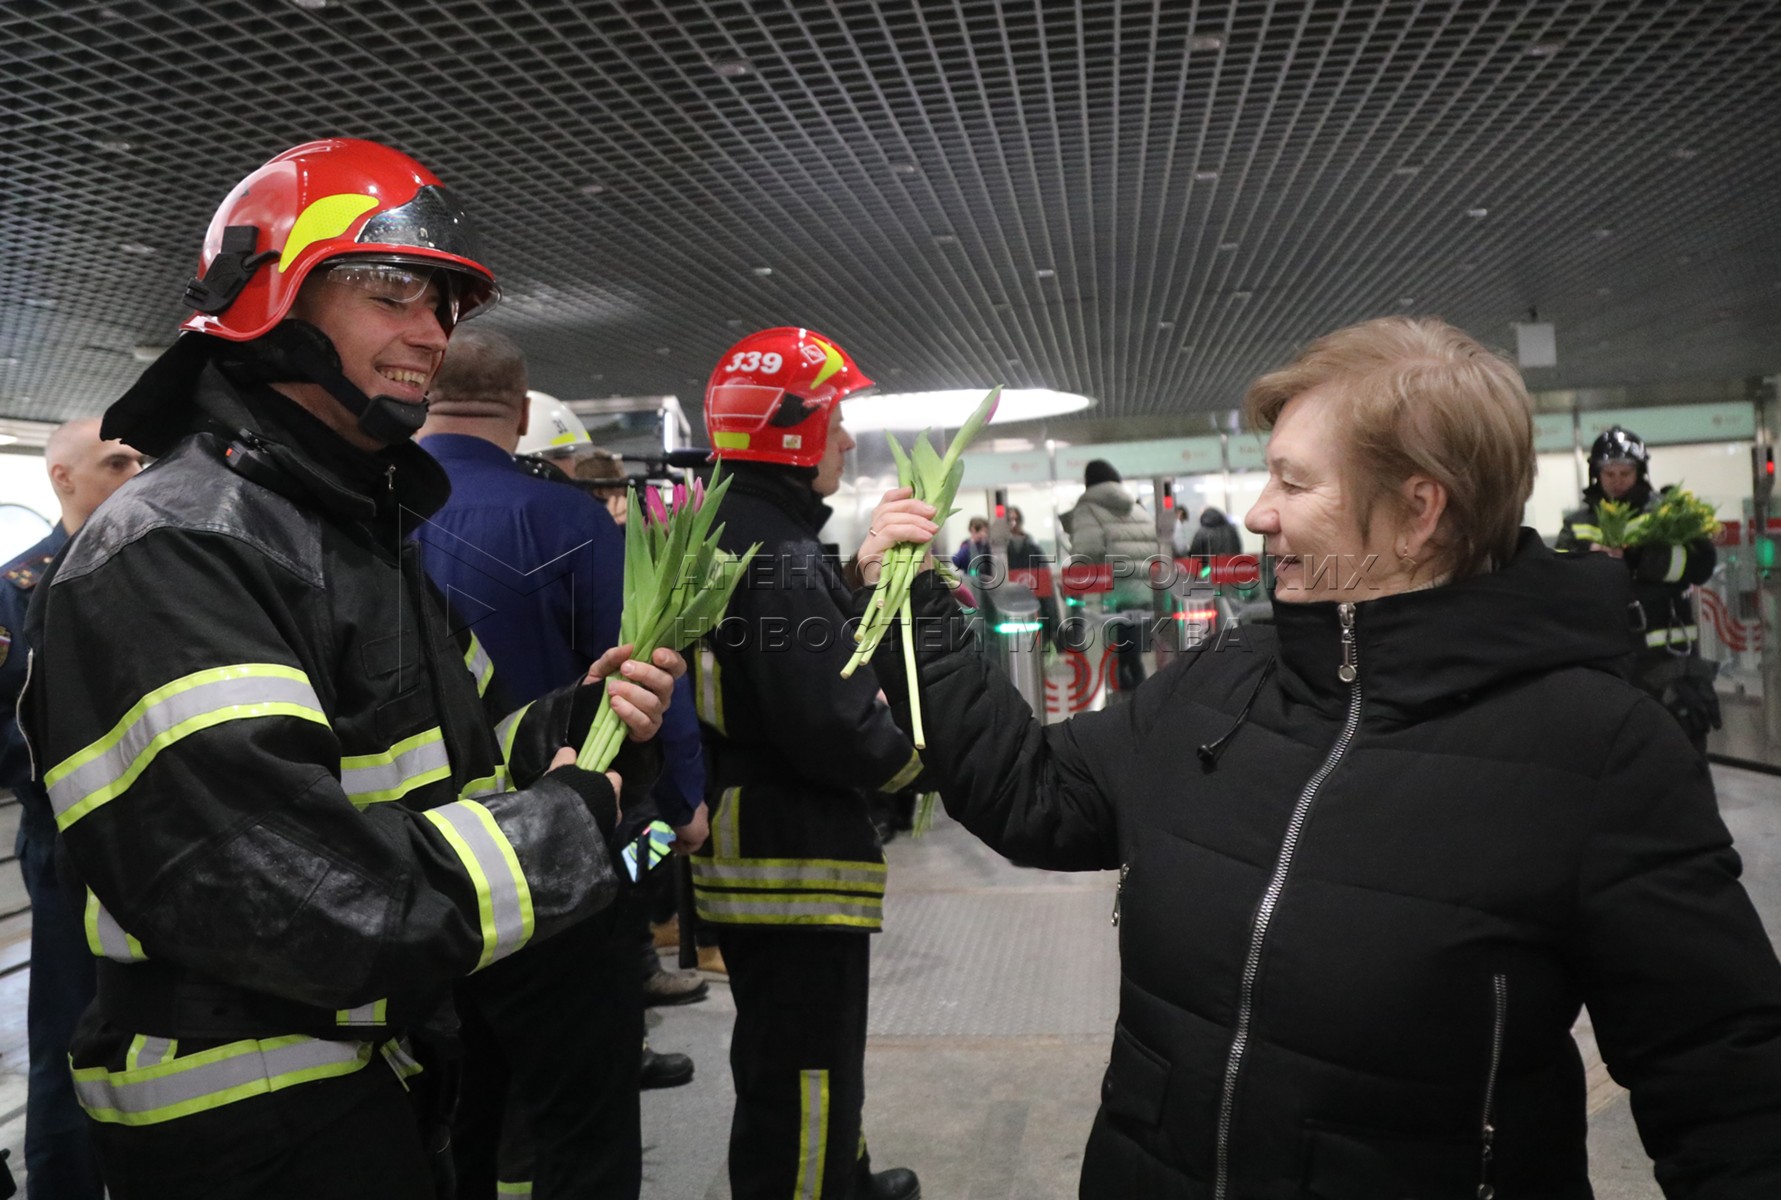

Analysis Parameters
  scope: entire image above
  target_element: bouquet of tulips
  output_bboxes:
[1570,499,1648,550]
[577,468,759,772]
[842,386,1001,748]
[1628,485,1720,547]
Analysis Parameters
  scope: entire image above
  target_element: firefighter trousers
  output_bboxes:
[722,925,873,1200]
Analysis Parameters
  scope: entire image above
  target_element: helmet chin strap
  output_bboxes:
[233,321,428,445]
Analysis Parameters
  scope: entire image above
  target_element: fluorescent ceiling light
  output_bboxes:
[845,388,1093,432]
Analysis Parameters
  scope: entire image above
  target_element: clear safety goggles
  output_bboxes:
[322,260,469,329]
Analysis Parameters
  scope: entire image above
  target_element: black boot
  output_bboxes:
[856,1163,920,1200]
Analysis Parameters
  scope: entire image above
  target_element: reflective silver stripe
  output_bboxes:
[464,636,495,697]
[336,999,388,1028]
[1646,625,1699,647]
[340,727,451,807]
[795,1069,829,1199]
[695,646,724,734]
[126,1035,176,1070]
[695,859,886,891]
[73,1035,374,1126]
[711,785,741,859]
[1663,545,1688,583]
[493,702,533,766]
[692,892,883,927]
[85,889,147,962]
[422,800,535,970]
[878,748,923,794]
[48,666,327,829]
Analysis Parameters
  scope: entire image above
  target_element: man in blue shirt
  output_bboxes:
[0,418,142,1200]
[415,326,701,1199]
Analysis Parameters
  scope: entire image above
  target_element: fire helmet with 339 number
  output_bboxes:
[704,327,874,468]
[180,137,499,342]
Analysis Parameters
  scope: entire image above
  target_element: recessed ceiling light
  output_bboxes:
[1157,320,1174,330]
[933,233,958,245]
[118,242,156,256]
[1592,227,1611,238]
[1218,242,1239,252]
[1398,296,1416,307]
[1230,291,1252,302]
[579,182,606,197]
[97,138,133,153]
[656,346,672,355]
[1671,148,1698,161]
[1392,165,1420,177]
[0,357,19,367]
[711,59,752,78]
[1465,207,1489,219]
[1189,33,1224,51]
[22,297,56,308]
[1194,170,1220,183]
[844,388,1093,432]
[889,162,920,176]
[288,0,337,9]
[751,266,774,277]
[1034,268,1057,280]
[1526,41,1561,57]
[726,318,745,327]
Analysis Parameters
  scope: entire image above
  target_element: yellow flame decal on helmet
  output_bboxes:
[808,337,846,390]
[279,193,381,272]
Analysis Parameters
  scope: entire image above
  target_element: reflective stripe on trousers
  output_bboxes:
[795,1069,830,1200]
[48,663,328,831]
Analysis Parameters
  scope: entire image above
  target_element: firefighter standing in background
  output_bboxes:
[23,138,681,1200]
[693,327,922,1200]
[1557,425,1720,753]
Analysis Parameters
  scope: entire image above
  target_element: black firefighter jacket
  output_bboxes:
[689,466,925,932]
[869,530,1781,1198]
[24,358,628,1126]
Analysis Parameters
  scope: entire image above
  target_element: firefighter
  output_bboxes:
[692,327,922,1200]
[1557,425,1720,753]
[23,138,681,1200]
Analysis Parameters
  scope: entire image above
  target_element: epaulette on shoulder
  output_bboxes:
[2,552,56,591]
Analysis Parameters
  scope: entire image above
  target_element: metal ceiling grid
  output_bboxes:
[1,0,1778,432]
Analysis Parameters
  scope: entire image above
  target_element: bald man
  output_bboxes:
[0,418,141,1200]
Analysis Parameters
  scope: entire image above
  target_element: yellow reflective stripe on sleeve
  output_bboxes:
[711,786,742,859]
[464,635,495,698]
[879,748,923,794]
[1645,624,1699,647]
[47,664,328,831]
[1663,545,1688,583]
[496,1182,534,1196]
[795,1069,830,1199]
[422,800,536,970]
[694,858,886,893]
[336,998,388,1028]
[694,646,725,735]
[73,1035,375,1126]
[459,767,511,798]
[84,889,147,962]
[340,727,450,808]
[494,702,534,766]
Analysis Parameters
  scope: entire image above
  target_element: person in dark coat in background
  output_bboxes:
[855,316,1781,1198]
[1187,506,1243,559]
[0,419,141,1200]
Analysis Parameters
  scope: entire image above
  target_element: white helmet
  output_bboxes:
[516,390,591,457]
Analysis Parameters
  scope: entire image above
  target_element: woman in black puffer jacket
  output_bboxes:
[855,317,1781,1199]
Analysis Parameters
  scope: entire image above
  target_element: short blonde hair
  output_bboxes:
[1242,317,1533,580]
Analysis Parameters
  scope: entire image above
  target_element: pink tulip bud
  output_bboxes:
[646,488,670,527]
[693,478,706,509]
[673,483,688,514]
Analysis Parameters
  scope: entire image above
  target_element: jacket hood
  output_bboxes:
[1080,480,1137,516]
[1270,529,1637,721]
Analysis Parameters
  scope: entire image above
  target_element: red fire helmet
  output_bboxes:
[704,327,874,468]
[179,137,498,342]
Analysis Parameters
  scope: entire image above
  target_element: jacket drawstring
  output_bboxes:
[1198,657,1277,771]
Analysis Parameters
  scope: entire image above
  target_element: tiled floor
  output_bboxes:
[1,763,1775,1197]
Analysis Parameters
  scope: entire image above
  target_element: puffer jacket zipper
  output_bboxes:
[1111,862,1130,927]
[1214,601,1363,1200]
[1478,973,1508,1200]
